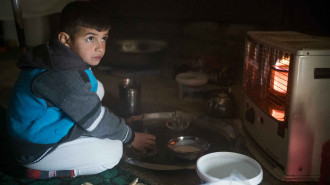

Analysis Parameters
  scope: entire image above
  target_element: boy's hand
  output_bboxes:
[131,132,156,153]
[125,115,144,132]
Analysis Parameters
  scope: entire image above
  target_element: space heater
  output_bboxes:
[241,31,330,181]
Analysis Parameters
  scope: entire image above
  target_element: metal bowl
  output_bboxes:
[168,136,210,160]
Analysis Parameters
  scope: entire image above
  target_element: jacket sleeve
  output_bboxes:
[32,70,134,144]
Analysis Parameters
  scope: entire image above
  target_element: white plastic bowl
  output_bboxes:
[196,152,263,185]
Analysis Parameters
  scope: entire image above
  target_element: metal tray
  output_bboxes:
[122,112,234,170]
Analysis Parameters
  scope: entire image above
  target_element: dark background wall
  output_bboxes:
[94,0,329,36]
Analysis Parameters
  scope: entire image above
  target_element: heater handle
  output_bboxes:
[314,68,330,79]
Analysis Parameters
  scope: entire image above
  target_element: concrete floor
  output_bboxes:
[0,21,320,185]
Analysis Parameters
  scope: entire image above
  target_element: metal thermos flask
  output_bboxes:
[119,77,141,117]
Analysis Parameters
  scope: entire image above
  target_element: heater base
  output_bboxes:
[233,119,319,182]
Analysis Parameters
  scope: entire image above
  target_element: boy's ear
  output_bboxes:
[58,32,71,48]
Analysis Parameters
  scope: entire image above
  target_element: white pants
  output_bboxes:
[24,137,123,177]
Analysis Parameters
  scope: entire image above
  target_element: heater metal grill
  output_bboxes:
[243,38,293,122]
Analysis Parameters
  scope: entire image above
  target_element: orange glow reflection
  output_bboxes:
[272,58,289,94]
[271,108,285,121]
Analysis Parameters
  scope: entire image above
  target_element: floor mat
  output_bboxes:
[0,165,147,185]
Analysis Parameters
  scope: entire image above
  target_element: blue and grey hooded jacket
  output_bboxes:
[7,39,134,165]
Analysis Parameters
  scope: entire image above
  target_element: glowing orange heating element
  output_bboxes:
[272,58,290,94]
[271,108,285,121]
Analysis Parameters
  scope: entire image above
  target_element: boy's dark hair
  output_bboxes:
[59,1,111,38]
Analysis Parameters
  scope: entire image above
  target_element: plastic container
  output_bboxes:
[196,152,263,185]
[175,72,208,98]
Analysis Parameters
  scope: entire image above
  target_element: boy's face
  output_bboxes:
[69,27,109,66]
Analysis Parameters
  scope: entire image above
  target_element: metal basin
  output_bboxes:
[114,39,167,53]
[122,112,234,170]
[106,39,167,68]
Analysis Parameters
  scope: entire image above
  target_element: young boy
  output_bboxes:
[7,1,156,178]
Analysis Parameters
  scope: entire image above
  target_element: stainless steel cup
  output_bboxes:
[119,78,141,117]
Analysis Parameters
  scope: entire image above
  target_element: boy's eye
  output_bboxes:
[102,36,108,42]
[86,37,94,42]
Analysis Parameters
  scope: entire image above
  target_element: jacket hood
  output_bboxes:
[17,39,89,71]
